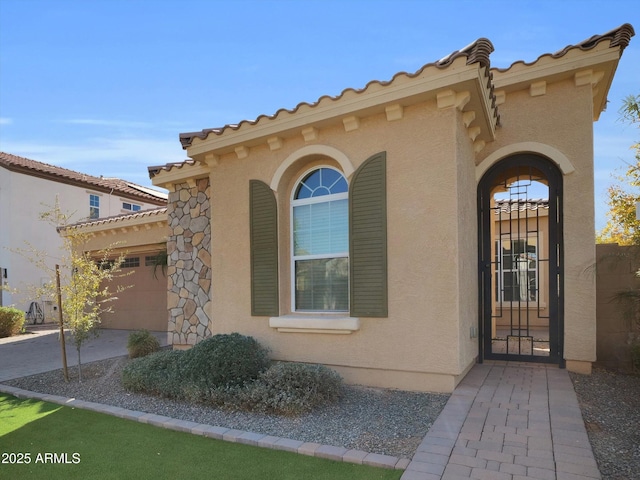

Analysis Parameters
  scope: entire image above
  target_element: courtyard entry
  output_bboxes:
[478,154,563,364]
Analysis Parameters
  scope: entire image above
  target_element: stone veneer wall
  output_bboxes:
[166,178,212,345]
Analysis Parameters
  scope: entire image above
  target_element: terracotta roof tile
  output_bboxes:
[494,199,549,214]
[63,206,168,230]
[154,24,633,181]
[147,159,198,179]
[0,151,167,204]
[494,23,634,73]
[177,38,495,150]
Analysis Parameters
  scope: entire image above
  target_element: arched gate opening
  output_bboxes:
[478,154,564,365]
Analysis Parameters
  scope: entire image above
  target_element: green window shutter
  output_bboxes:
[250,180,279,316]
[349,152,387,317]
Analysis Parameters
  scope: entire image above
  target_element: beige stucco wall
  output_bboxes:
[596,244,640,372]
[73,218,168,331]
[165,74,601,389]
[202,100,477,392]
[478,79,597,368]
[454,112,480,372]
[151,52,611,390]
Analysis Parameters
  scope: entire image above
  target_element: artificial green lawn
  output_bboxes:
[0,393,402,480]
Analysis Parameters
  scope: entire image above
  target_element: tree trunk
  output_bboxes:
[77,346,82,383]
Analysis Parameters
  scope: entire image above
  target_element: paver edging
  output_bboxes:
[0,383,409,470]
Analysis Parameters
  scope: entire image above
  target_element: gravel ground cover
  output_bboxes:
[569,368,640,480]
[6,355,639,476]
[4,356,449,460]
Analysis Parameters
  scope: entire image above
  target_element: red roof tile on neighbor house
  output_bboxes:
[0,151,167,205]
[494,199,549,214]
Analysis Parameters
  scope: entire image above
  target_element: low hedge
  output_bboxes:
[127,329,160,358]
[122,349,185,398]
[0,306,25,338]
[238,362,344,415]
[181,333,271,395]
[121,333,343,414]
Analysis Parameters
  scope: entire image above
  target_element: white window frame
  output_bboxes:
[122,201,142,212]
[495,233,543,306]
[290,166,348,313]
[89,193,100,219]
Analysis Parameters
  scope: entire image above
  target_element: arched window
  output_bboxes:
[291,167,348,311]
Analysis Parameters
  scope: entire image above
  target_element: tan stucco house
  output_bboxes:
[62,207,169,331]
[85,24,635,393]
[0,152,167,323]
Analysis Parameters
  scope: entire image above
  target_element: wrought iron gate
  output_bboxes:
[478,154,563,364]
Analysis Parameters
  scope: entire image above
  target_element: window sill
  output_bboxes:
[269,315,360,334]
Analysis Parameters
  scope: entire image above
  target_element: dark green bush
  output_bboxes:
[0,306,25,338]
[127,329,160,358]
[122,349,185,398]
[121,334,341,415]
[240,362,343,415]
[182,333,270,394]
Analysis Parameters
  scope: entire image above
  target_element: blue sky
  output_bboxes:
[0,0,638,230]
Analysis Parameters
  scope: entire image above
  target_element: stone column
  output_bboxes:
[166,178,212,346]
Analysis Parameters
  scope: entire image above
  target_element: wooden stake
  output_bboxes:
[56,264,69,382]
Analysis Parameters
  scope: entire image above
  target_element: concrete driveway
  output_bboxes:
[0,326,168,382]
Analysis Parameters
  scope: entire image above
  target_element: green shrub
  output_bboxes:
[127,329,160,358]
[240,362,343,415]
[182,333,270,394]
[0,306,25,338]
[122,349,185,398]
[120,334,342,415]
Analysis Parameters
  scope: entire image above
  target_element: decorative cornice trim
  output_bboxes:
[476,141,575,181]
[270,144,355,192]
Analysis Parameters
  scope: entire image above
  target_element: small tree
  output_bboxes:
[597,95,640,372]
[597,94,640,245]
[59,243,127,381]
[15,200,130,381]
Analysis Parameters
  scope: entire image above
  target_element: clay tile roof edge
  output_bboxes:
[61,206,168,231]
[147,159,198,178]
[178,37,496,149]
[493,23,635,73]
[494,199,550,213]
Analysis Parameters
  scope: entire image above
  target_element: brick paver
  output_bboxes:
[0,330,601,478]
[401,363,601,480]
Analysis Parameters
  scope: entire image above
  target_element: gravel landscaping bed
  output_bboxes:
[569,368,640,480]
[4,356,449,459]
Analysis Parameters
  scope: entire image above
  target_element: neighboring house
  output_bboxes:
[82,24,634,393]
[61,207,169,331]
[0,152,168,321]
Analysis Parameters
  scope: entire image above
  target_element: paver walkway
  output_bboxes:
[1,330,600,478]
[402,362,600,480]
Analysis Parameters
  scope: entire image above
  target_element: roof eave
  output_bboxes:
[60,207,169,236]
[1,155,167,205]
[149,161,210,189]
[185,60,497,161]
[492,24,634,121]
